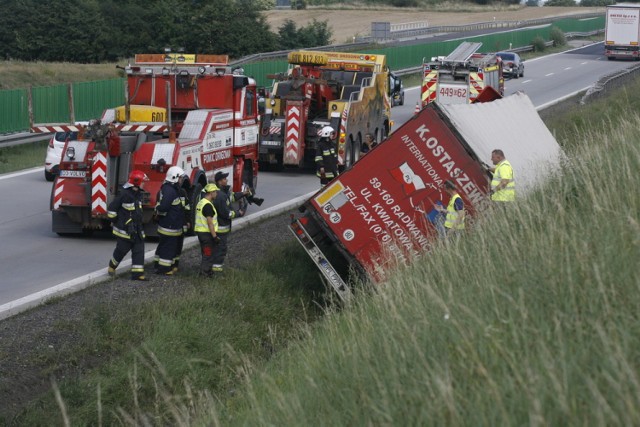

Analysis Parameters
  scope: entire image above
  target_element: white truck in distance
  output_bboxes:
[605,3,640,60]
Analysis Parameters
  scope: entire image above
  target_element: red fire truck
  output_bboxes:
[32,53,260,235]
[421,42,504,107]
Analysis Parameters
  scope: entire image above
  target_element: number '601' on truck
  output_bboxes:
[290,92,562,301]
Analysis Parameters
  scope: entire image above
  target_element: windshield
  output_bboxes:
[497,53,515,61]
[55,131,78,142]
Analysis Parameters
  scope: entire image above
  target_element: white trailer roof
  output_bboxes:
[439,92,562,196]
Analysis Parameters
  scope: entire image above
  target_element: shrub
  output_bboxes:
[532,36,546,52]
[292,0,307,9]
[550,26,566,47]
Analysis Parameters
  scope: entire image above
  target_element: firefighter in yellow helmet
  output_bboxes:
[107,170,149,281]
[489,149,515,202]
[194,183,220,277]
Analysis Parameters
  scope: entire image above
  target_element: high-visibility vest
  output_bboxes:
[491,160,515,202]
[444,194,465,230]
[194,198,218,233]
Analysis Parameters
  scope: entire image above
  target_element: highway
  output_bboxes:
[0,42,634,315]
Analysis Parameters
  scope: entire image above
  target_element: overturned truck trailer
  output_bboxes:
[289,92,562,300]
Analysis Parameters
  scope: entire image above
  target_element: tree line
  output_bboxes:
[0,0,332,62]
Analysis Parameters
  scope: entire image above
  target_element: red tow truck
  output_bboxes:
[289,93,562,300]
[31,53,260,235]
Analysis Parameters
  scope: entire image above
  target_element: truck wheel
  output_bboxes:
[344,140,353,169]
[353,140,361,165]
[400,93,405,106]
[269,152,284,171]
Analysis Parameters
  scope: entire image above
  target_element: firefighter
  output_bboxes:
[211,171,251,274]
[172,183,192,273]
[194,183,220,277]
[316,125,338,187]
[154,166,187,275]
[107,170,149,281]
[489,149,516,202]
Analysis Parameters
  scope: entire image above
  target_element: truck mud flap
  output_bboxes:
[52,210,84,235]
[289,219,351,302]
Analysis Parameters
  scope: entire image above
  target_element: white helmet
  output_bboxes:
[319,126,334,138]
[166,166,185,183]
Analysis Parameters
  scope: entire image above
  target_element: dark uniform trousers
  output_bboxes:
[211,232,229,273]
[110,233,145,279]
[197,232,217,276]
[155,234,179,273]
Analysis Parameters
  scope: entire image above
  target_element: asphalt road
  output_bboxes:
[0,42,635,313]
[0,168,320,308]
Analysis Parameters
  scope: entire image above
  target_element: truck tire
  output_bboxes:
[353,140,361,166]
[344,140,353,170]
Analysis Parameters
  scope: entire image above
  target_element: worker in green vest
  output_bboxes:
[194,183,220,277]
[433,179,465,237]
[489,149,515,202]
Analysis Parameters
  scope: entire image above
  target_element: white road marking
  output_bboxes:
[0,167,40,180]
[521,79,532,84]
[565,67,572,70]
[545,73,555,77]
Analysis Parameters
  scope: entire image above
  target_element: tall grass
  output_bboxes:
[11,81,640,425]
[209,92,640,424]
[0,140,48,174]
[11,242,326,425]
[0,61,122,90]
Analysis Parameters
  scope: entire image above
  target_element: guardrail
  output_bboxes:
[358,12,604,43]
[230,13,604,65]
[0,132,51,148]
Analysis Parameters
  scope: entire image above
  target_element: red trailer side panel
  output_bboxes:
[308,105,490,282]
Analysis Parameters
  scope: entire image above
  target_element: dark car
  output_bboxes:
[496,52,525,79]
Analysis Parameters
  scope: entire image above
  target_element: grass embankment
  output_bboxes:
[0,62,121,91]
[0,141,48,175]
[10,242,327,425]
[215,83,640,425]
[13,76,640,424]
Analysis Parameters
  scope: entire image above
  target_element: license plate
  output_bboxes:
[261,140,281,147]
[59,170,86,178]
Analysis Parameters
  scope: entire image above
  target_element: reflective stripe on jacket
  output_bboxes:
[156,182,185,235]
[315,138,338,179]
[107,186,145,240]
[491,160,515,202]
[194,198,218,233]
[213,186,243,234]
[444,194,465,230]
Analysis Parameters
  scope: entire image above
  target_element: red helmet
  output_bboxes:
[128,170,149,187]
